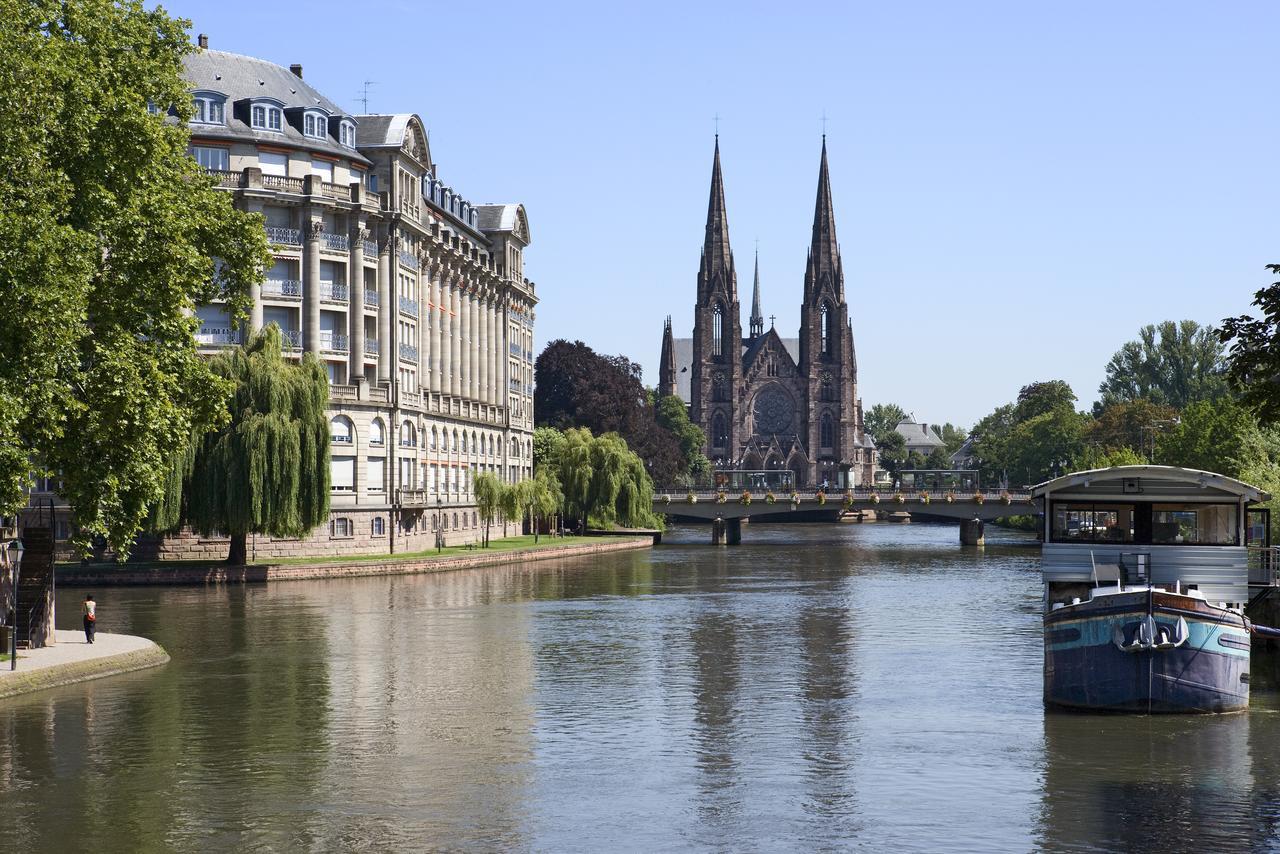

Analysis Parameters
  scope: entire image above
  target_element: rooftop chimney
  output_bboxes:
[197,33,208,49]
[290,63,303,79]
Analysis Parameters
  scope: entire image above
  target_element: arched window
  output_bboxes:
[511,437,520,457]
[400,420,416,447]
[820,304,831,356]
[369,418,385,446]
[330,416,353,445]
[461,432,468,453]
[372,517,385,536]
[430,426,438,450]
[820,379,834,402]
[711,411,728,448]
[478,434,486,455]
[821,413,835,448]
[711,376,726,402]
[712,304,724,358]
[441,430,449,452]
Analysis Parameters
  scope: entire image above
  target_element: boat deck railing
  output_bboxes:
[1248,546,1280,586]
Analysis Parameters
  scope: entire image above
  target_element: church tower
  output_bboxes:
[690,137,742,461]
[658,315,677,399]
[749,248,764,339]
[798,138,859,487]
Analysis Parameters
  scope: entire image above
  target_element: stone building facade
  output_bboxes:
[30,37,537,560]
[660,138,876,488]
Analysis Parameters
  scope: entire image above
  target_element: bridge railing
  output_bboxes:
[653,488,1035,508]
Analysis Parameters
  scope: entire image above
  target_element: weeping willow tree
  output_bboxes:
[474,472,503,547]
[153,325,330,564]
[552,427,661,532]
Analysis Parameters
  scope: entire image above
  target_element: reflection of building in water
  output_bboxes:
[315,569,535,845]
[795,596,859,830]
[1036,713,1255,851]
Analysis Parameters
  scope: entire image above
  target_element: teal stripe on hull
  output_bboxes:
[1047,612,1250,659]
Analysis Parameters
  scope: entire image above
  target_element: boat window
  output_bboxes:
[1151,503,1238,545]
[1051,503,1134,543]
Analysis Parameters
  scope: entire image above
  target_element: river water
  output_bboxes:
[3,522,1280,852]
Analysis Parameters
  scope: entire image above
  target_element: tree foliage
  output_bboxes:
[0,0,270,556]
[1084,399,1179,460]
[1155,399,1267,480]
[1098,320,1227,412]
[534,340,686,483]
[474,472,503,547]
[864,403,906,441]
[539,426,662,531]
[1221,267,1280,423]
[654,393,711,484]
[157,327,330,564]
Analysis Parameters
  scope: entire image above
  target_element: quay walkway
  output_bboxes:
[0,630,169,700]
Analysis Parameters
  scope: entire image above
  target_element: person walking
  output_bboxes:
[82,594,96,644]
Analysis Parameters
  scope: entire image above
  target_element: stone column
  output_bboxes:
[376,232,393,384]
[348,224,367,384]
[467,289,479,401]
[417,254,430,395]
[489,300,499,407]
[960,518,985,546]
[459,284,472,401]
[430,265,443,394]
[439,269,453,398]
[303,216,322,355]
[455,281,465,399]
[478,292,490,405]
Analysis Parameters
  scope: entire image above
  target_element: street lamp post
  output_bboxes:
[435,496,444,554]
[8,539,23,671]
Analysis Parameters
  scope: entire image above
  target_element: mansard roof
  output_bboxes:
[355,113,432,166]
[476,203,531,243]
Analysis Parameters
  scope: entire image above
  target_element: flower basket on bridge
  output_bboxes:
[662,494,672,505]
[893,493,906,504]
[945,491,956,504]
[973,493,985,505]
[1000,492,1013,506]
[765,492,777,505]
[740,491,752,506]
[790,491,801,505]
[686,492,698,504]
[716,491,727,504]
[816,491,827,505]
[843,492,854,509]
[869,493,880,505]
[918,493,931,505]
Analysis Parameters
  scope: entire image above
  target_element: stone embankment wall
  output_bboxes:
[59,537,653,587]
[0,642,170,701]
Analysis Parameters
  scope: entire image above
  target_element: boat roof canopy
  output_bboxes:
[1030,465,1270,504]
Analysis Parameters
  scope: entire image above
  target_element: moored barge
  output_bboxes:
[1031,466,1271,713]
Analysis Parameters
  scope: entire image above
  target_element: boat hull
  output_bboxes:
[1044,591,1250,713]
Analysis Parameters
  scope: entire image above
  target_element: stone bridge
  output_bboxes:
[654,489,1037,545]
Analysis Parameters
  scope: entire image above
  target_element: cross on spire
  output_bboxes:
[714,112,720,137]
[821,109,827,138]
[769,314,776,328]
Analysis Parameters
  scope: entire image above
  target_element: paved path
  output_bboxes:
[0,630,169,699]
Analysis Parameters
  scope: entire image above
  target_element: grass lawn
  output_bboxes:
[59,534,606,571]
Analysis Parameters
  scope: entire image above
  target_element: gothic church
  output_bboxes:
[658,139,876,488]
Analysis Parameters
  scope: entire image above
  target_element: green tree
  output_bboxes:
[160,327,330,564]
[1073,445,1147,471]
[498,478,529,537]
[969,403,1018,486]
[528,468,563,543]
[0,0,270,556]
[1005,408,1089,486]
[1085,398,1180,460]
[654,393,711,484]
[925,447,952,470]
[1014,380,1077,422]
[865,403,907,441]
[473,472,504,547]
[533,426,566,471]
[1155,398,1267,479]
[1221,267,1280,423]
[939,423,968,456]
[553,427,662,531]
[876,431,908,478]
[1098,320,1227,412]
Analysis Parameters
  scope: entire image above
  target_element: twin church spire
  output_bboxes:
[700,136,843,336]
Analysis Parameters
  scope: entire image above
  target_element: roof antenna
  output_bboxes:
[356,80,377,113]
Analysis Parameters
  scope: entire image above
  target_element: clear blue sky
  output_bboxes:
[160,0,1279,428]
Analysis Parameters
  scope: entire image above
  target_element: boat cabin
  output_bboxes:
[1031,466,1270,611]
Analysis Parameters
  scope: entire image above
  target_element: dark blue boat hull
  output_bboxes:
[1044,592,1250,714]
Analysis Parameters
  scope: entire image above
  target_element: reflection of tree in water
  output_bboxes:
[690,609,742,816]
[796,602,859,830]
[1035,712,1264,852]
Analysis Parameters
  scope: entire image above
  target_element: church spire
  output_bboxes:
[700,136,735,298]
[658,315,677,399]
[749,246,763,337]
[806,136,842,300]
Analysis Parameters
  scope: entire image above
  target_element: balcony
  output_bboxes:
[397,487,431,507]
[265,226,302,247]
[509,342,521,356]
[262,279,302,300]
[399,342,419,362]
[364,338,379,355]
[363,239,378,259]
[399,199,420,221]
[398,296,419,316]
[204,169,241,188]
[329,384,359,402]
[398,250,419,271]
[197,328,240,346]
[318,181,351,202]
[263,175,304,194]
[320,282,349,303]
[320,232,349,253]
[363,289,379,308]
[319,332,348,352]
[282,329,303,350]
[400,390,422,407]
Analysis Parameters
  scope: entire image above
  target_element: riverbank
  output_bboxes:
[0,630,169,700]
[57,535,654,586]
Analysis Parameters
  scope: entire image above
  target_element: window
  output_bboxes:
[821,413,835,448]
[330,416,353,444]
[372,517,385,537]
[331,456,355,492]
[192,94,225,125]
[258,151,288,177]
[711,411,728,448]
[712,304,724,358]
[339,121,356,148]
[1152,504,1238,546]
[820,303,831,355]
[367,457,385,493]
[400,420,417,447]
[1051,503,1134,544]
[369,418,385,446]
[303,111,329,139]
[461,433,468,453]
[191,146,229,172]
[331,517,354,538]
[820,379,834,402]
[711,376,727,402]
[252,102,283,131]
[311,158,334,182]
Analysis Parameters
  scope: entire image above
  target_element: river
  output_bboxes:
[2,522,1280,852]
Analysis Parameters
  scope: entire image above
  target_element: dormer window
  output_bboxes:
[191,93,226,125]
[303,110,328,139]
[251,101,283,132]
[338,120,356,148]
